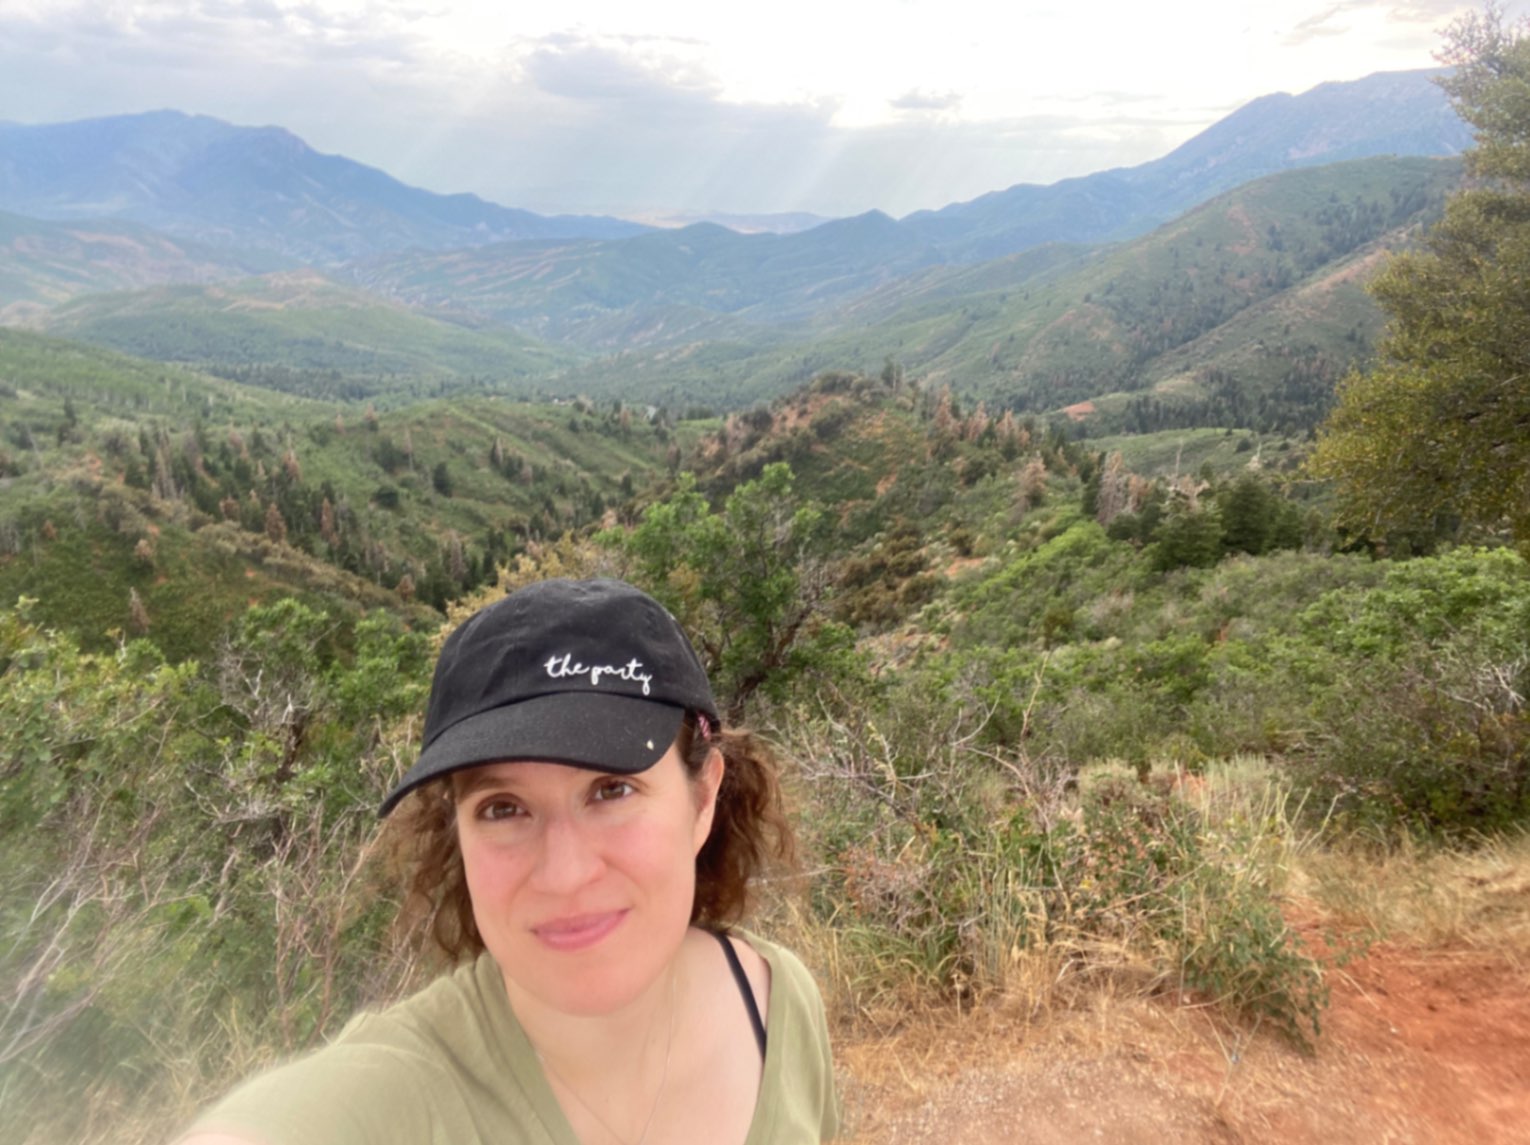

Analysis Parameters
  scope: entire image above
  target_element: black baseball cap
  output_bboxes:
[379,578,720,817]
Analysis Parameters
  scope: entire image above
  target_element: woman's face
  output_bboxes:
[453,743,722,1017]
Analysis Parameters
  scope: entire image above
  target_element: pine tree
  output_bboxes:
[319,498,338,547]
[1219,474,1277,556]
[264,504,288,545]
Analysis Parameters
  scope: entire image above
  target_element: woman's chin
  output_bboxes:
[491,940,652,1017]
[519,966,654,1018]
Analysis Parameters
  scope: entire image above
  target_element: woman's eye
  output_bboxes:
[477,798,525,821]
[593,779,635,803]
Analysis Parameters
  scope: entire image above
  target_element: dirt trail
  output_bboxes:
[837,941,1530,1143]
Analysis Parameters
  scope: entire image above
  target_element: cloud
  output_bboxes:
[1281,0,1480,47]
[1284,5,1350,44]
[1052,89,1166,108]
[520,34,720,103]
[0,1,432,70]
[889,88,962,112]
[0,0,447,127]
[406,72,842,214]
[1377,0,1484,19]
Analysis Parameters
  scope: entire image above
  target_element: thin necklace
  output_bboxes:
[535,965,678,1145]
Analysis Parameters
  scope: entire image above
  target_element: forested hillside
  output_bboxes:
[18,155,1453,434]
[539,157,1459,418]
[30,271,582,401]
[0,328,696,656]
[0,209,284,314]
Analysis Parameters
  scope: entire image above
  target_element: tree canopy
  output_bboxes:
[604,463,853,721]
[1310,6,1530,551]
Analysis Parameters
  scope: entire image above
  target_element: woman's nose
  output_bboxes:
[529,813,604,892]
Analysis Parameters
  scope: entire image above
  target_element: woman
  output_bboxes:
[180,577,839,1145]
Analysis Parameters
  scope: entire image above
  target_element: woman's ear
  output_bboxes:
[691,747,725,853]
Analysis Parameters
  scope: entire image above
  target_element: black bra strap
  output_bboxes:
[713,930,767,1061]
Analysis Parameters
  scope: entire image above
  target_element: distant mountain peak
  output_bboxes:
[0,111,649,263]
[899,67,1469,262]
[1141,68,1466,181]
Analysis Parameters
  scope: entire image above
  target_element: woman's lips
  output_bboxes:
[531,910,627,951]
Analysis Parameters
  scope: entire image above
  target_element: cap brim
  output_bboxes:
[379,692,685,817]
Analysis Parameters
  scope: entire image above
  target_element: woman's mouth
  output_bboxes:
[531,910,628,952]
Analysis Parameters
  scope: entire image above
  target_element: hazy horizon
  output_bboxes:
[2,1,1515,219]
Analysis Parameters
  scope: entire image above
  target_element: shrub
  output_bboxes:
[781,682,1326,1047]
[1290,548,1530,835]
[1298,639,1530,835]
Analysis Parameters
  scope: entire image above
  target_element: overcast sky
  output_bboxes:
[0,0,1516,221]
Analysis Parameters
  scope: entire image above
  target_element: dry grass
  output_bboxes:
[792,752,1530,1046]
[773,753,1327,1033]
[831,987,1322,1145]
[1299,828,1530,958]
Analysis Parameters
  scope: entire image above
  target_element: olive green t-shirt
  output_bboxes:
[189,931,837,1144]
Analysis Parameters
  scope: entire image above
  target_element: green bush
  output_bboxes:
[1290,548,1530,835]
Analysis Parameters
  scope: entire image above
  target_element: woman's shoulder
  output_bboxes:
[728,929,841,1141]
[181,953,525,1145]
[338,950,509,1049]
[181,1035,442,1145]
[730,929,831,1017]
[732,930,814,980]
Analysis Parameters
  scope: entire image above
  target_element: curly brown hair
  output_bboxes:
[386,717,796,961]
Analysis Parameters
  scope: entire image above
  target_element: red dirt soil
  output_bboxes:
[837,940,1530,1143]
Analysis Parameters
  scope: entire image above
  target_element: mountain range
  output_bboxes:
[0,68,1473,425]
[0,69,1466,271]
